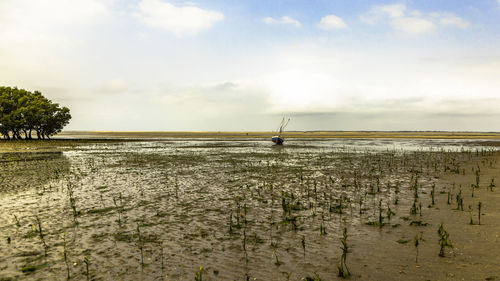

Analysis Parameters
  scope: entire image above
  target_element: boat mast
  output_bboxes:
[278,117,290,138]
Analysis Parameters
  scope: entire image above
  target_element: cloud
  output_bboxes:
[317,15,348,30]
[436,13,470,28]
[0,0,110,44]
[150,81,270,118]
[135,0,224,37]
[391,17,435,34]
[264,69,342,113]
[263,16,301,27]
[0,0,109,27]
[361,4,469,35]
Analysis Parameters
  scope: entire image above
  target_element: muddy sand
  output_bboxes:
[0,139,499,280]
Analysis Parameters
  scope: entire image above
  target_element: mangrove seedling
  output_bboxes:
[478,202,482,225]
[386,203,395,221]
[337,227,351,278]
[13,214,21,227]
[84,256,90,281]
[301,235,306,258]
[35,215,48,255]
[194,266,203,281]
[63,233,71,280]
[320,223,327,235]
[414,234,419,263]
[410,198,418,215]
[136,225,144,268]
[273,250,281,266]
[469,205,474,225]
[378,200,383,227]
[437,224,452,257]
[431,184,435,206]
[159,242,165,281]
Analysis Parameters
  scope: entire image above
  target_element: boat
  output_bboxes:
[272,117,290,145]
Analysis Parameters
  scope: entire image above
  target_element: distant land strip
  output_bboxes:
[56,131,500,140]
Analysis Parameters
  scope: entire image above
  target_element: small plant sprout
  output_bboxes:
[414,234,419,263]
[194,266,203,281]
[378,200,383,227]
[431,184,435,206]
[478,202,482,225]
[301,235,306,258]
[35,215,48,256]
[137,225,144,268]
[386,203,395,221]
[337,227,351,278]
[243,226,248,264]
[475,169,480,188]
[469,205,474,225]
[437,224,452,257]
[273,249,281,266]
[84,256,90,281]
[63,233,71,280]
[320,223,327,235]
[159,242,165,281]
[13,214,21,227]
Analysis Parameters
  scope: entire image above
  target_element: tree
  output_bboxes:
[0,86,71,140]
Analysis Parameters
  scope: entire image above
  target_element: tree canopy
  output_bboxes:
[0,86,71,140]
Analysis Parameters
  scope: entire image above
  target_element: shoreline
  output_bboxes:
[55,130,500,140]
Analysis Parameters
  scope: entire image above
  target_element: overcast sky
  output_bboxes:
[1,0,500,131]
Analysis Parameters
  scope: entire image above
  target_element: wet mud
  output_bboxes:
[0,139,499,280]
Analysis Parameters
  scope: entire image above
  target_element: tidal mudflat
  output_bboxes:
[1,138,500,280]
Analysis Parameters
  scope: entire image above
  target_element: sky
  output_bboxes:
[1,0,500,131]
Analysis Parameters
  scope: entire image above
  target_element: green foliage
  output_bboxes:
[0,86,71,139]
[194,266,203,281]
[304,273,324,281]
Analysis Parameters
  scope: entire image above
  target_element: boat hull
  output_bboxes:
[272,136,284,145]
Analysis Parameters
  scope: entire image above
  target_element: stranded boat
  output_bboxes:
[272,117,290,145]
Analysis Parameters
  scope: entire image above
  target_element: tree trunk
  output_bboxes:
[28,129,32,140]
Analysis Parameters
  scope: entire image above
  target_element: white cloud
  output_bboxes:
[438,13,470,28]
[263,16,301,27]
[361,4,469,35]
[135,0,224,37]
[317,15,348,30]
[0,0,110,43]
[0,0,109,27]
[391,17,435,34]
[0,0,114,96]
[379,4,406,18]
[265,69,341,112]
